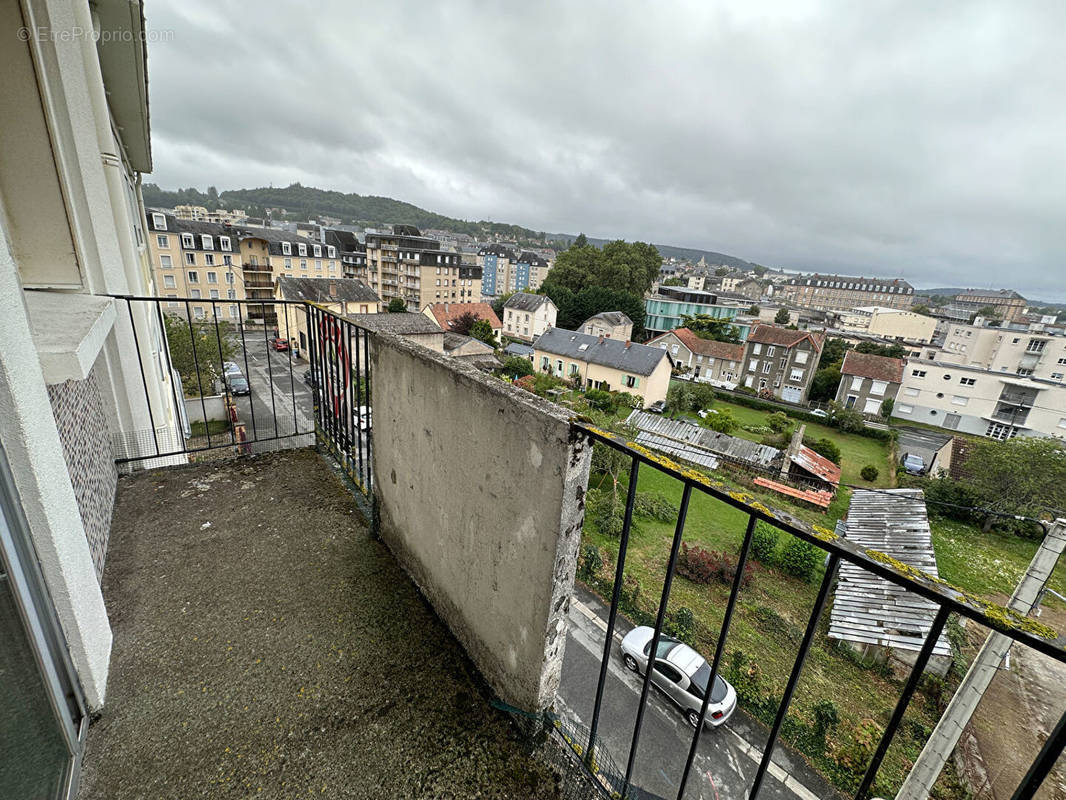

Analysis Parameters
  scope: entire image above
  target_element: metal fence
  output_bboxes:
[568,423,1066,800]
[114,297,372,495]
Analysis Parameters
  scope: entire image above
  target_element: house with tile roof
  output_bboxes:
[580,311,634,341]
[740,324,826,403]
[646,328,745,386]
[533,328,672,405]
[835,350,905,415]
[502,293,558,342]
[420,302,502,339]
[275,276,380,355]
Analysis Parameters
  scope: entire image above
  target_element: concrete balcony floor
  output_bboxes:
[79,449,564,799]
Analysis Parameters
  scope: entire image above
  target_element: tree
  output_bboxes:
[469,318,498,347]
[663,277,686,286]
[387,297,407,313]
[855,341,907,359]
[715,267,729,276]
[809,367,842,402]
[491,291,514,320]
[573,233,588,248]
[880,397,894,419]
[818,337,851,370]
[448,311,478,336]
[774,308,791,325]
[502,355,533,378]
[961,438,1066,529]
[751,264,769,277]
[702,408,738,434]
[540,282,646,338]
[911,304,930,315]
[544,239,662,298]
[163,314,236,396]
[748,304,761,315]
[681,314,741,344]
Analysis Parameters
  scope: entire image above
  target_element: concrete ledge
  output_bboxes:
[24,290,116,384]
[370,331,591,711]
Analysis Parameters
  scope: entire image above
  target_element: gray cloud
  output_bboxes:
[145,0,1066,301]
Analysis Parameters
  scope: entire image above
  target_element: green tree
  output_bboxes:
[469,318,498,347]
[855,341,907,359]
[911,304,930,315]
[540,282,646,337]
[572,233,588,248]
[961,438,1066,529]
[702,408,738,433]
[681,314,741,344]
[774,307,791,325]
[163,314,236,396]
[880,397,894,419]
[809,367,842,402]
[491,291,514,320]
[387,297,407,313]
[748,304,761,315]
[715,266,729,276]
[751,264,769,276]
[502,355,534,378]
[818,337,851,370]
[544,239,661,297]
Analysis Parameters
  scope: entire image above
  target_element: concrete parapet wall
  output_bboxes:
[370,332,591,711]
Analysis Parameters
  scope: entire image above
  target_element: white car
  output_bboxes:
[619,627,737,728]
[223,361,242,376]
[810,408,829,419]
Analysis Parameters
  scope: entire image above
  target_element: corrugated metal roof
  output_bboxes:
[828,490,951,657]
[625,411,780,467]
[790,446,842,485]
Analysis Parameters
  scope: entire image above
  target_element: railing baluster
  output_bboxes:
[352,324,365,486]
[154,299,188,457]
[748,552,840,799]
[281,301,299,436]
[854,605,951,800]
[1010,708,1066,800]
[184,301,211,449]
[362,327,372,492]
[210,301,236,447]
[236,302,257,441]
[623,483,693,796]
[124,298,160,457]
[261,304,279,439]
[676,513,758,799]
[587,455,641,763]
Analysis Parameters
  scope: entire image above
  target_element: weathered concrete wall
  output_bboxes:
[370,333,591,711]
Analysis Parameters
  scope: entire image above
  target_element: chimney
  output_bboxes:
[624,339,631,349]
[598,335,605,345]
[780,424,806,480]
[329,280,338,299]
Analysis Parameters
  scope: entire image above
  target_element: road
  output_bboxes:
[558,586,843,800]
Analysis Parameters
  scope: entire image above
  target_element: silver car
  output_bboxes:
[620,627,737,728]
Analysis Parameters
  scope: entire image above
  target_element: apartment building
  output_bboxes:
[896,360,1066,440]
[360,225,463,308]
[458,262,483,301]
[720,275,763,299]
[533,328,673,405]
[938,323,1066,383]
[275,276,380,354]
[646,328,745,385]
[477,243,515,296]
[835,351,904,414]
[740,325,826,403]
[502,293,558,342]
[580,311,633,340]
[145,212,245,322]
[953,289,1028,323]
[837,306,938,343]
[644,286,748,337]
[781,274,914,312]
[513,251,552,293]
[324,229,368,279]
[172,205,248,224]
[234,227,337,326]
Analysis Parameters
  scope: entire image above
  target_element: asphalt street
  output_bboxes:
[558,585,843,800]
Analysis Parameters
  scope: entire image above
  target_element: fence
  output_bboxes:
[567,422,1066,800]
[113,296,372,495]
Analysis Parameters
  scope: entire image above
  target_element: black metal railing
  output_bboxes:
[567,423,1066,800]
[112,296,372,495]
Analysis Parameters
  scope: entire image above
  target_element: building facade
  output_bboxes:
[275,276,380,354]
[533,328,672,405]
[477,244,516,297]
[938,323,1066,383]
[646,328,745,385]
[644,286,747,336]
[781,275,914,312]
[502,293,558,342]
[740,325,826,403]
[835,351,904,415]
[952,289,1027,323]
[837,306,938,343]
[234,227,338,326]
[513,251,551,293]
[361,225,463,309]
[580,312,633,341]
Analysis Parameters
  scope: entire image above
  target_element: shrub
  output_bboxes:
[577,545,603,581]
[502,355,534,378]
[613,391,643,410]
[766,411,793,433]
[665,606,696,643]
[880,397,894,418]
[634,491,675,522]
[751,521,779,564]
[703,408,738,434]
[585,388,615,411]
[778,535,820,582]
[677,543,753,587]
[586,488,627,537]
[735,384,757,396]
[860,465,879,482]
[803,436,841,465]
[833,406,866,433]
[620,573,642,609]
[742,424,774,435]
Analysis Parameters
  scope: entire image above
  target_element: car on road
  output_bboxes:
[271,337,290,351]
[620,627,737,729]
[647,400,666,414]
[227,374,250,396]
[223,361,242,377]
[901,452,926,475]
[810,408,829,419]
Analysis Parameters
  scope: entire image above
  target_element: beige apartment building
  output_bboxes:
[357,225,464,309]
[938,323,1066,383]
[781,274,914,312]
[837,306,938,343]
[953,289,1027,323]
[580,312,633,340]
[237,228,340,326]
[146,212,245,322]
[503,293,558,342]
[275,276,380,355]
[533,328,672,405]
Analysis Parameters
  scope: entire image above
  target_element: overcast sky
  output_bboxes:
[144,1,1066,302]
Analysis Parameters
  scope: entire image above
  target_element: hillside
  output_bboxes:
[141,183,760,269]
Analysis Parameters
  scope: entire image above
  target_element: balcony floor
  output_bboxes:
[79,449,562,799]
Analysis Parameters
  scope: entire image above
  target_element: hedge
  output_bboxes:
[710,389,894,442]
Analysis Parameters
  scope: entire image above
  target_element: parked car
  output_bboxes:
[647,400,666,414]
[901,452,926,475]
[271,337,290,351]
[619,627,737,729]
[810,408,829,419]
[227,375,250,396]
[223,361,241,377]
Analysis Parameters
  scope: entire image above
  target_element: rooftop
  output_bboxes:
[504,292,554,312]
[344,312,443,335]
[650,328,745,361]
[422,301,502,331]
[78,450,566,798]
[535,328,669,376]
[581,311,633,328]
[747,324,825,350]
[275,276,380,305]
[840,350,905,383]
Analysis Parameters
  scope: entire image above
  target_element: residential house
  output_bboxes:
[835,351,904,415]
[644,286,749,337]
[533,328,673,405]
[503,293,558,342]
[421,302,502,340]
[580,311,633,341]
[837,306,937,343]
[720,276,763,300]
[646,328,745,386]
[145,212,245,322]
[781,275,914,312]
[276,276,380,354]
[358,224,463,309]
[740,325,826,403]
[952,289,1028,323]
[477,244,517,296]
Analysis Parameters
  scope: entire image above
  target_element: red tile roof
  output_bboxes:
[652,328,746,361]
[747,324,825,351]
[840,351,904,384]
[424,302,502,332]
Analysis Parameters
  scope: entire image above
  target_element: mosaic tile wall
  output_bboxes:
[47,363,117,581]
